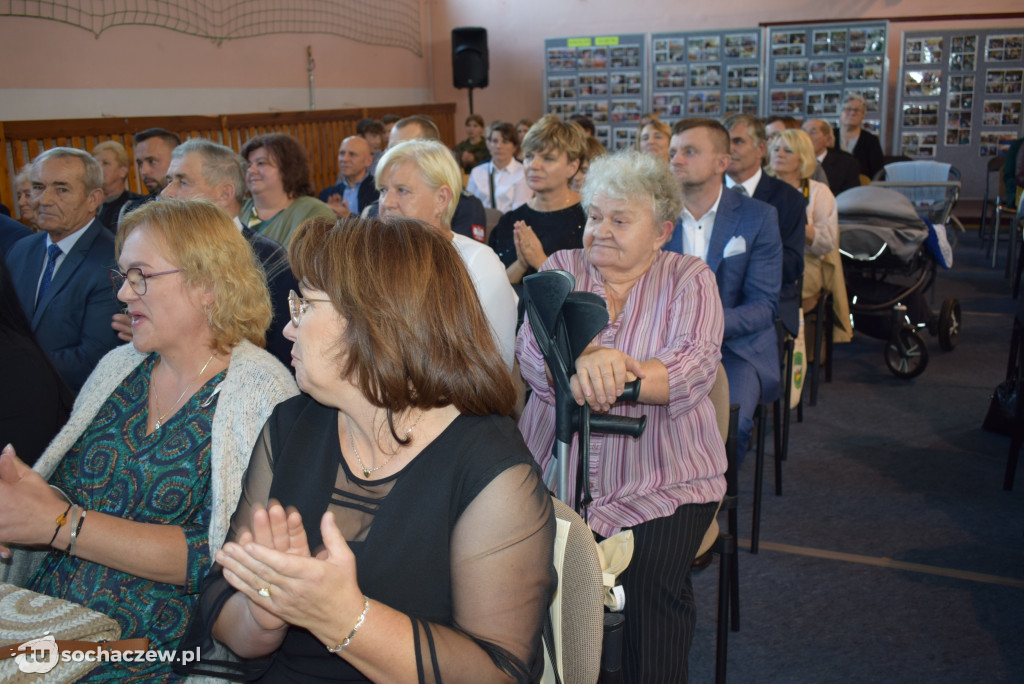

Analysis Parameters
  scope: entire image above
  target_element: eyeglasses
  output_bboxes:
[110,268,181,296]
[288,289,332,327]
[842,106,865,114]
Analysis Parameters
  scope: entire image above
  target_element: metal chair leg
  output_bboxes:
[715,535,732,684]
[751,403,766,554]
[992,205,1003,268]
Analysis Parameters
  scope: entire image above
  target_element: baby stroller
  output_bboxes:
[837,185,961,379]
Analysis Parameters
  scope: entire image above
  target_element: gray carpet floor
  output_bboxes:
[687,231,1024,683]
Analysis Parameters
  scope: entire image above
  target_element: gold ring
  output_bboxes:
[257,585,271,598]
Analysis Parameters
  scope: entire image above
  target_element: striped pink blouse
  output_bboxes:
[515,249,727,538]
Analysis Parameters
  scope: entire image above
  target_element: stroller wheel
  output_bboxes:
[885,327,929,379]
[938,298,961,351]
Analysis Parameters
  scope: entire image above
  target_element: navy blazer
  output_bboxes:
[669,189,782,402]
[7,219,122,392]
[750,174,806,335]
[318,174,380,215]
[0,214,31,257]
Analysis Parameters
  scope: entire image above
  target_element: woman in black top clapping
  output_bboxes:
[489,115,589,290]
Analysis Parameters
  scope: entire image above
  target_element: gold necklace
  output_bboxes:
[151,353,217,429]
[346,411,424,478]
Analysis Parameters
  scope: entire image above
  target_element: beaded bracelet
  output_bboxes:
[69,509,87,556]
[48,502,74,547]
[326,596,370,654]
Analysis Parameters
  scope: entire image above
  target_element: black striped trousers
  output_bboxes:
[618,501,720,684]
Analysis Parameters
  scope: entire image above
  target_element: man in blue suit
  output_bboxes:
[7,148,121,392]
[723,113,805,335]
[666,118,783,458]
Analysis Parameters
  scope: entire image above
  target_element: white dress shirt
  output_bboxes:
[679,186,724,264]
[466,159,532,213]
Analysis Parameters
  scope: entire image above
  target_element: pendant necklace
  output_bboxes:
[346,411,424,478]
[151,353,217,430]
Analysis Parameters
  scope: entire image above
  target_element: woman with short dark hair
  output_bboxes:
[238,133,334,245]
[489,114,589,288]
[466,121,532,212]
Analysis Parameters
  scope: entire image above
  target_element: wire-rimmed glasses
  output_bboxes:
[109,268,181,296]
[288,289,332,327]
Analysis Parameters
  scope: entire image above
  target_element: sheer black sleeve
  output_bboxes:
[173,418,278,680]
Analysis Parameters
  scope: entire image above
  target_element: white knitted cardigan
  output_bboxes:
[1,340,298,585]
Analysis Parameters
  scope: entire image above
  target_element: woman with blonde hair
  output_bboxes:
[376,139,518,368]
[0,199,298,681]
[767,129,851,338]
[92,140,142,230]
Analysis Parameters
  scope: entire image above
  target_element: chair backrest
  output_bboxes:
[708,363,730,445]
[544,496,604,684]
[484,207,503,243]
[696,364,730,557]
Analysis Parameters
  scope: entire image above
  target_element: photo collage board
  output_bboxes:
[648,28,762,125]
[896,28,1024,199]
[765,21,888,138]
[544,34,647,150]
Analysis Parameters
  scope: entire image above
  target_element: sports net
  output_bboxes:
[1,0,422,55]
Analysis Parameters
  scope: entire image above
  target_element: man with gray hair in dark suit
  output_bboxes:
[6,147,121,392]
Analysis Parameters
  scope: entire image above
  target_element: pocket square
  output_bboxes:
[723,235,746,258]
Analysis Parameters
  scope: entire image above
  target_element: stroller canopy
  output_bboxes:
[837,186,930,262]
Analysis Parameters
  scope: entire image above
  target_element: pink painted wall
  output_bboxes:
[1,1,1020,130]
[0,11,431,119]
[0,17,424,90]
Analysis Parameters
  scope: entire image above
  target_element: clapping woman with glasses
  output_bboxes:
[0,199,298,681]
[175,215,554,683]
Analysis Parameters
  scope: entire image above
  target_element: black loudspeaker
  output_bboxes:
[452,27,489,89]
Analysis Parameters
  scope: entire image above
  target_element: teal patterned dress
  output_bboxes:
[28,353,226,682]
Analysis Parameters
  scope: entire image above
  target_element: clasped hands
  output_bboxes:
[513,221,546,271]
[217,501,365,641]
[569,345,646,414]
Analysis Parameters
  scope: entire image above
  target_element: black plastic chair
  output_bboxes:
[805,291,835,407]
[750,321,794,554]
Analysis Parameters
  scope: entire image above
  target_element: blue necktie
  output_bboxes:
[36,243,62,310]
